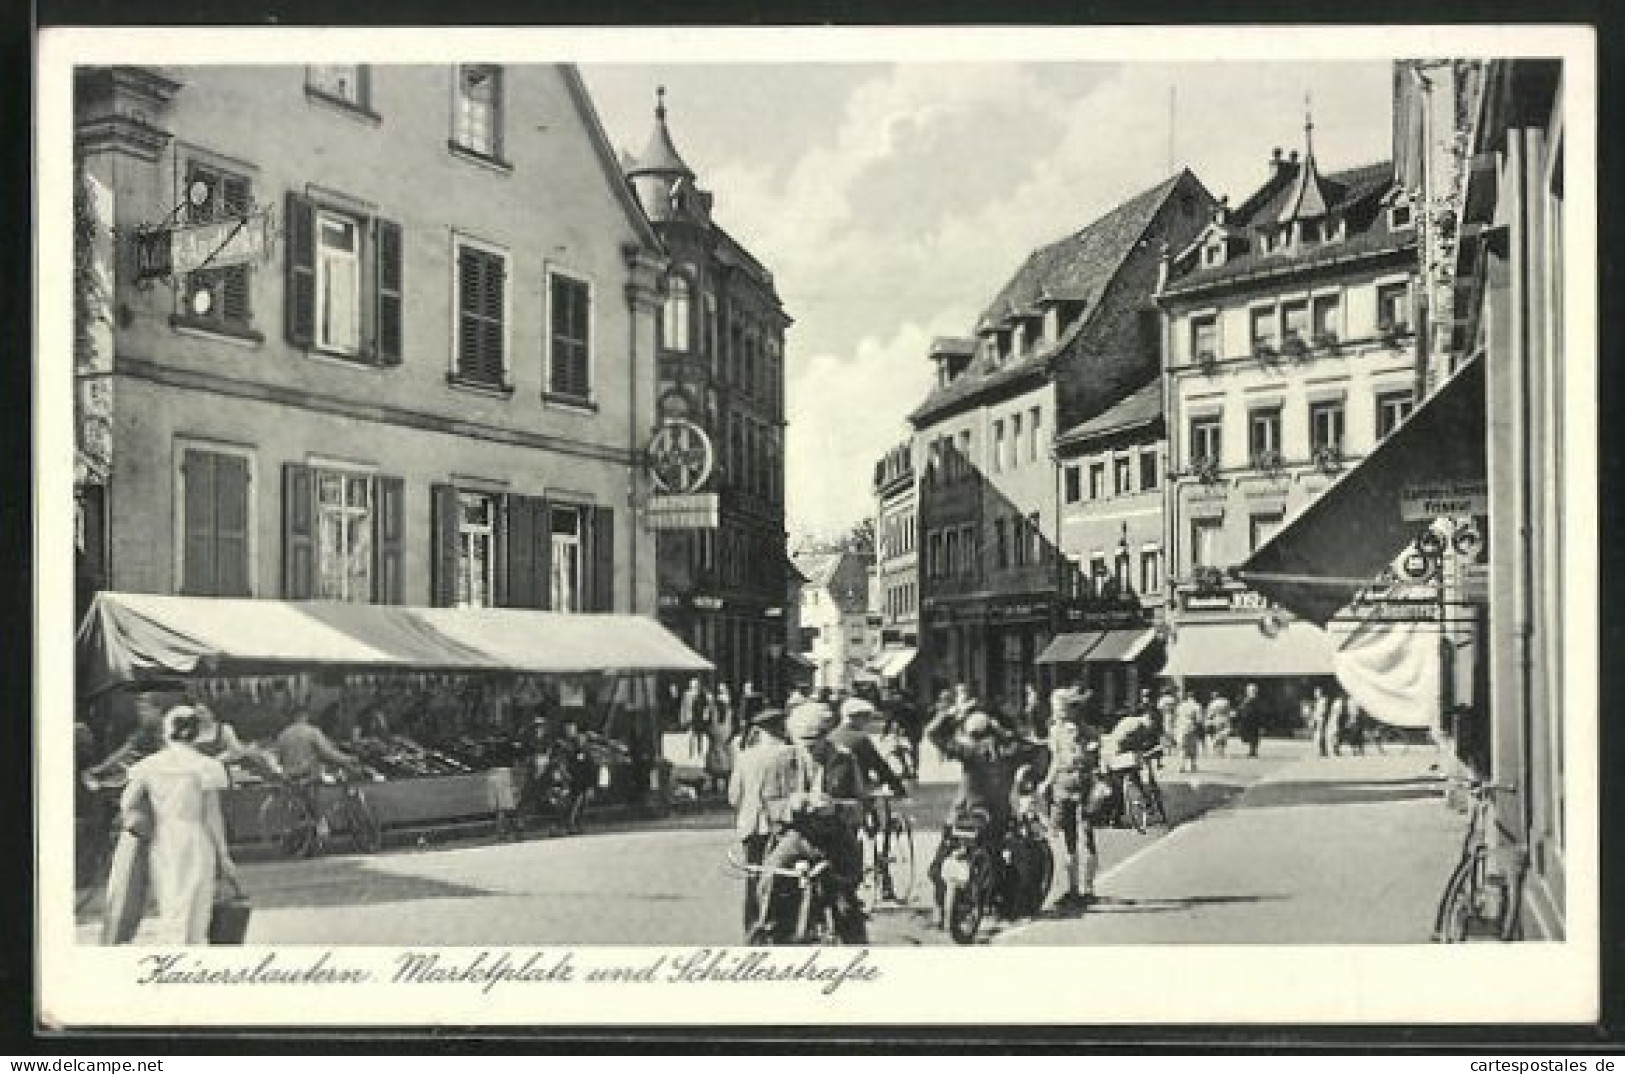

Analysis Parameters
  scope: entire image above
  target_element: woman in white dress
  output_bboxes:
[120,706,242,944]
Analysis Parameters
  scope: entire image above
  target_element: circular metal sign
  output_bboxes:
[647,419,714,494]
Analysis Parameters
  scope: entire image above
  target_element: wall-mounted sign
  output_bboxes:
[134,209,276,281]
[645,492,720,531]
[647,419,714,494]
[1401,480,1488,522]
[1179,587,1269,613]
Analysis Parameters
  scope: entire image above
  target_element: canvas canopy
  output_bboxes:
[77,592,713,696]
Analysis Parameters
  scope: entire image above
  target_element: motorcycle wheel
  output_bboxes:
[945,856,988,945]
[1121,780,1150,834]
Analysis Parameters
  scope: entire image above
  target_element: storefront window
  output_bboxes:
[316,470,373,602]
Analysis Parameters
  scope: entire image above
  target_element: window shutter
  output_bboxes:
[431,484,461,607]
[181,450,217,596]
[483,256,505,384]
[282,463,314,599]
[590,505,615,611]
[501,494,544,609]
[285,193,316,346]
[215,453,251,597]
[373,475,405,605]
[374,217,403,366]
[457,248,480,378]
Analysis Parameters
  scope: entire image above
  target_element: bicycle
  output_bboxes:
[1433,779,1524,942]
[1108,746,1170,833]
[258,769,383,858]
[320,770,384,855]
[858,786,916,906]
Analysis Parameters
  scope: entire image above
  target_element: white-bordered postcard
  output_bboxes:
[36,23,1598,1030]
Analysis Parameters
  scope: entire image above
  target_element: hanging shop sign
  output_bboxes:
[645,492,721,530]
[134,206,277,281]
[1400,480,1488,522]
[647,419,714,494]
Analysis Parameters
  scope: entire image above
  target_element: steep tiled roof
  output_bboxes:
[1166,161,1404,295]
[1056,379,1164,446]
[792,551,872,614]
[910,171,1196,426]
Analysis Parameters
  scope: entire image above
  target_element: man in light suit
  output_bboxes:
[728,706,787,932]
[751,702,867,943]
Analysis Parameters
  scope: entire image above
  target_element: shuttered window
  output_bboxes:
[180,448,251,597]
[282,464,403,604]
[184,162,253,332]
[548,272,591,400]
[456,244,507,387]
[285,195,402,365]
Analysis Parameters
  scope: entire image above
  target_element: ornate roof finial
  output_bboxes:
[1304,92,1315,159]
[655,84,667,122]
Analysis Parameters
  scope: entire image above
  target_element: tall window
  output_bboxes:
[956,430,973,478]
[1010,414,1023,469]
[182,160,253,333]
[704,293,719,370]
[1377,281,1411,332]
[315,211,361,355]
[994,518,1009,568]
[1377,390,1415,439]
[1190,418,1221,465]
[1190,314,1218,362]
[1029,406,1042,463]
[1064,464,1082,504]
[1190,519,1221,568]
[549,272,592,400]
[455,242,506,387]
[1310,400,1346,453]
[1114,455,1133,495]
[454,64,503,158]
[1088,462,1106,500]
[1312,293,1341,341]
[456,492,496,608]
[945,529,960,579]
[1026,512,1042,565]
[1250,513,1284,552]
[1248,408,1282,461]
[179,447,251,597]
[1139,547,1161,595]
[992,421,1005,473]
[316,470,373,602]
[1090,554,1108,597]
[1139,450,1159,491]
[662,274,692,352]
[550,506,583,612]
[308,65,368,108]
[1282,299,1310,344]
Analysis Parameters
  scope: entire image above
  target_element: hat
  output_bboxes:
[958,711,995,741]
[840,698,878,722]
[162,704,200,742]
[785,702,837,743]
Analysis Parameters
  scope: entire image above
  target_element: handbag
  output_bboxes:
[207,875,252,945]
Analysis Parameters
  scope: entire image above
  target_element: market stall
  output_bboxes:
[77,593,713,845]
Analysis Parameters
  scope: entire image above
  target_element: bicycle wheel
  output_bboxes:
[260,787,318,858]
[1029,836,1056,915]
[323,794,383,855]
[1145,781,1169,827]
[1437,852,1481,942]
[946,853,990,945]
[1121,779,1150,834]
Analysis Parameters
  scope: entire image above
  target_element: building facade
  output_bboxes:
[623,91,792,700]
[869,440,921,699]
[74,64,665,616]
[1053,380,1168,713]
[791,550,876,693]
[1158,129,1419,724]
[909,172,1215,716]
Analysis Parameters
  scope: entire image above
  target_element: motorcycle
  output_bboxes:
[733,840,866,946]
[937,800,1053,945]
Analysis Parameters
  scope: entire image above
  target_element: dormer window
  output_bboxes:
[1043,306,1059,343]
[1301,219,1321,244]
[1389,203,1414,230]
[1204,241,1224,267]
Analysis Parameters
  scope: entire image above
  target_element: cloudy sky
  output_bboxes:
[582,61,1395,539]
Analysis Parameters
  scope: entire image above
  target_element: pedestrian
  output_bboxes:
[1336,693,1365,755]
[680,678,709,760]
[118,705,243,945]
[1308,685,1330,757]
[1040,695,1104,910]
[1235,682,1263,758]
[705,685,735,798]
[1173,689,1203,773]
[1021,682,1043,739]
[727,706,788,934]
[1328,690,1349,756]
[1204,691,1233,759]
[1154,687,1177,747]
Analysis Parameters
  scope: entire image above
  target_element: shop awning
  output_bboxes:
[869,647,918,679]
[76,592,714,696]
[1034,632,1104,665]
[1236,357,1486,626]
[1083,627,1158,664]
[1162,620,1333,678]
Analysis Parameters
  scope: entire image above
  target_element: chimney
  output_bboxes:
[1155,240,1172,294]
[1271,146,1285,175]
[1213,194,1230,225]
[1289,149,1300,164]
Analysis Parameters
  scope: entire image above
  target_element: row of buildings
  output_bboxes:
[72,66,794,701]
[869,59,1570,938]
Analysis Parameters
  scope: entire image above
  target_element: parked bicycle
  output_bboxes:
[1433,778,1524,942]
[858,785,916,906]
[258,769,382,858]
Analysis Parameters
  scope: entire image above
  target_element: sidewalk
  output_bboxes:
[1000,746,1464,945]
